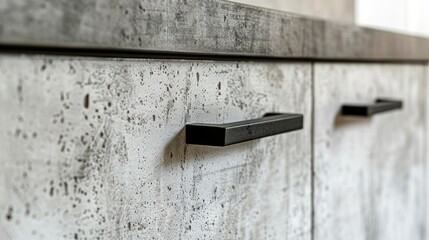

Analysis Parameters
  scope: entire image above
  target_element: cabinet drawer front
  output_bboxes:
[314,63,427,240]
[0,56,312,240]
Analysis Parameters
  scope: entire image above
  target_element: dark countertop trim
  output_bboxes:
[1,0,429,61]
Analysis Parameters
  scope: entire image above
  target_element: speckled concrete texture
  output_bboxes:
[0,55,312,239]
[313,63,428,240]
[1,0,429,60]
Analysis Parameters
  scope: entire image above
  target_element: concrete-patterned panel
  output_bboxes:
[0,55,312,239]
[313,63,427,240]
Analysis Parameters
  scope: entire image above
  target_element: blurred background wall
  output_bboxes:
[229,0,355,23]
[356,0,429,37]
[229,0,429,37]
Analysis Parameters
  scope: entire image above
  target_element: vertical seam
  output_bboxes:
[310,62,316,240]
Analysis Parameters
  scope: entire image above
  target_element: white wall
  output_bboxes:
[229,0,429,37]
[228,0,355,23]
[356,0,429,37]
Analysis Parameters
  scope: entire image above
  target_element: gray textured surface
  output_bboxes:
[0,55,312,239]
[1,0,429,60]
[229,0,355,23]
[313,63,428,240]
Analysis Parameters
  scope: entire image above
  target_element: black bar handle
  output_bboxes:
[342,98,403,116]
[186,113,303,146]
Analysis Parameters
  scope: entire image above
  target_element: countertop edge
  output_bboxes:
[1,0,429,61]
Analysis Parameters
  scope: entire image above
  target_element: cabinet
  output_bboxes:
[313,63,427,240]
[0,56,312,239]
[0,55,428,240]
[1,0,429,238]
